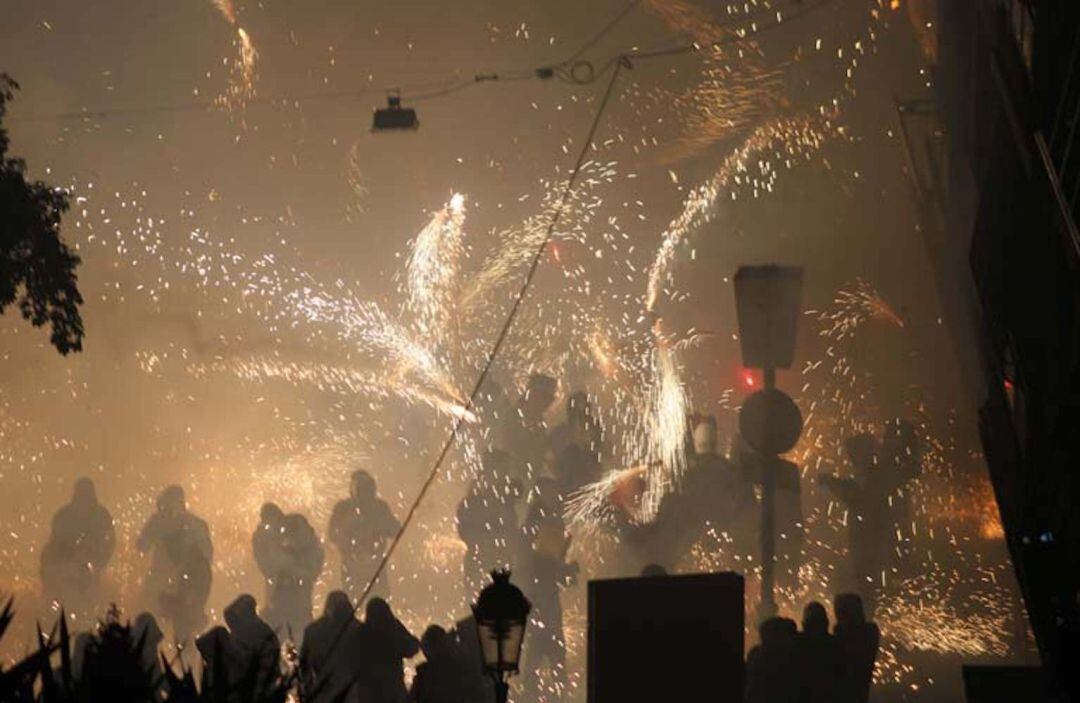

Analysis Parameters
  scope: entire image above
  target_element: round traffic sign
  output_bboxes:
[739,388,803,455]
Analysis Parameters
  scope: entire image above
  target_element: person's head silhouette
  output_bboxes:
[801,602,829,637]
[71,477,98,508]
[522,374,557,418]
[566,391,590,426]
[134,611,163,647]
[365,597,395,627]
[259,502,284,526]
[759,616,798,648]
[834,593,867,629]
[349,470,376,504]
[224,594,258,631]
[323,590,352,621]
[640,563,667,577]
[844,434,878,477]
[420,625,450,660]
[157,485,186,516]
[196,625,232,663]
[692,415,719,455]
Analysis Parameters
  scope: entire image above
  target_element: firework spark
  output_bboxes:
[209,0,258,113]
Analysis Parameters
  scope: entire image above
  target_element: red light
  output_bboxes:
[742,369,756,389]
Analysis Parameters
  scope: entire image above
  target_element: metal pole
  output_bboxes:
[495,677,509,703]
[760,367,778,618]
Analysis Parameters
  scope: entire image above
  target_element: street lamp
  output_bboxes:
[472,569,532,703]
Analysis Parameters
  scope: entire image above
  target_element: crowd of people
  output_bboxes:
[746,595,880,703]
[35,372,913,702]
[55,589,489,703]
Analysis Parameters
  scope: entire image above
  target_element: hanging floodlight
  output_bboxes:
[372,92,419,131]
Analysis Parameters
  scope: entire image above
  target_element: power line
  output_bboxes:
[10,0,828,123]
[563,0,644,65]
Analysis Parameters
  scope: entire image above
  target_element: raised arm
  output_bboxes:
[818,475,861,506]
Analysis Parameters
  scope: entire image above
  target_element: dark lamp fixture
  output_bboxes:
[373,93,419,131]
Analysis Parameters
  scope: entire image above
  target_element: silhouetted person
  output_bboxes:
[476,376,514,454]
[224,594,280,695]
[137,485,212,643]
[657,416,755,565]
[498,373,557,483]
[40,478,115,619]
[253,502,287,605]
[301,590,359,703]
[820,435,888,611]
[195,625,243,696]
[262,511,324,636]
[132,612,165,692]
[355,598,419,703]
[880,418,923,555]
[549,391,604,494]
[745,617,799,703]
[520,478,576,695]
[457,450,522,597]
[410,625,468,703]
[796,602,841,703]
[329,469,400,599]
[450,615,494,703]
[833,593,879,703]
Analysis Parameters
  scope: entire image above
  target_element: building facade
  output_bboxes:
[918,1,1080,698]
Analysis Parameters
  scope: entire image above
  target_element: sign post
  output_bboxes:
[733,265,804,617]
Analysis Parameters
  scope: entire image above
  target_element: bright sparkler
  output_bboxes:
[405,194,467,347]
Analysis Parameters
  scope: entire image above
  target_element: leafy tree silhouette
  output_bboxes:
[0,74,83,354]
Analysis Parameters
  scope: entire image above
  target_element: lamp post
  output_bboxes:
[733,265,804,618]
[473,569,532,703]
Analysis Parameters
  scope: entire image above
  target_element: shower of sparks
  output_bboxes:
[191,357,477,422]
[565,465,646,531]
[210,0,258,114]
[817,278,905,341]
[460,161,618,310]
[642,0,785,164]
[405,194,467,347]
[646,115,831,313]
[637,333,689,520]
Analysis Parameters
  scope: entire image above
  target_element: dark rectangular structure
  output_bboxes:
[962,665,1048,703]
[588,572,744,703]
